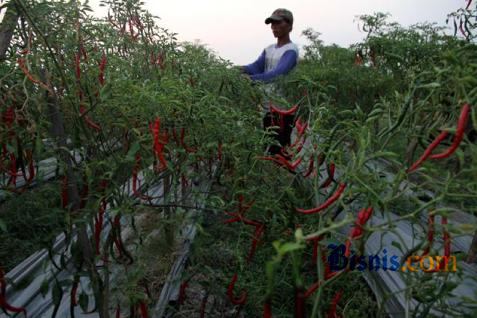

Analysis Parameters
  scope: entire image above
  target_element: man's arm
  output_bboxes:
[242,50,266,75]
[250,50,297,82]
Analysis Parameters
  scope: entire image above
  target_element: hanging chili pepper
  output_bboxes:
[80,44,88,61]
[150,118,168,171]
[17,58,53,93]
[294,287,306,318]
[132,153,142,196]
[71,277,79,307]
[344,207,373,257]
[139,301,148,318]
[247,224,265,263]
[259,154,302,172]
[422,214,435,256]
[26,150,35,183]
[0,268,27,316]
[98,53,107,86]
[263,300,272,318]
[304,280,321,299]
[178,280,189,305]
[199,292,208,318]
[406,130,449,173]
[303,155,315,178]
[2,106,15,128]
[296,183,347,214]
[319,162,335,189]
[7,153,17,187]
[270,103,299,115]
[307,234,325,265]
[442,217,451,257]
[218,141,223,161]
[227,273,247,305]
[75,53,81,80]
[80,105,101,132]
[295,117,308,136]
[116,304,121,318]
[430,103,471,159]
[94,199,107,255]
[326,290,343,318]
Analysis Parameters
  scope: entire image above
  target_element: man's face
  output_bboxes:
[271,19,291,38]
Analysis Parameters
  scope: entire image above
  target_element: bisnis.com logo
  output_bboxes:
[327,244,457,272]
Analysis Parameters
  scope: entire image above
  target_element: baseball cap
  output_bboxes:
[265,8,293,25]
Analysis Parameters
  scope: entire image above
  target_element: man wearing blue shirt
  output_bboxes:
[242,8,299,155]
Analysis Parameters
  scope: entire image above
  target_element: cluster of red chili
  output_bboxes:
[259,104,304,171]
[108,13,144,42]
[407,103,471,265]
[223,195,263,307]
[0,105,35,191]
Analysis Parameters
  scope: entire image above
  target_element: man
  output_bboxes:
[242,8,299,155]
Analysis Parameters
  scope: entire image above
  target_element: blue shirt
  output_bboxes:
[243,42,299,82]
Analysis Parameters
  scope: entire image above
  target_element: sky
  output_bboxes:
[86,0,462,64]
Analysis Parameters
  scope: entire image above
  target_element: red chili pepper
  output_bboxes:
[94,199,107,255]
[327,290,343,318]
[0,268,27,316]
[344,207,373,257]
[2,106,15,128]
[7,153,17,186]
[442,217,450,257]
[116,304,121,318]
[98,53,107,86]
[80,105,102,132]
[307,234,325,264]
[150,118,168,170]
[75,53,81,80]
[422,214,435,256]
[218,142,223,161]
[80,44,88,61]
[319,162,335,189]
[247,224,265,263]
[199,293,208,318]
[294,288,306,318]
[71,279,79,306]
[178,280,189,305]
[303,155,315,178]
[304,281,321,298]
[295,117,308,136]
[17,58,52,93]
[430,103,471,159]
[270,103,299,115]
[263,300,272,318]
[296,183,347,214]
[61,175,69,209]
[26,155,35,182]
[407,130,449,173]
[259,154,302,171]
[139,301,148,318]
[113,215,123,257]
[132,153,141,195]
[227,273,247,305]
